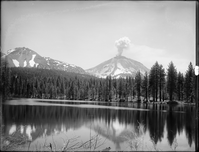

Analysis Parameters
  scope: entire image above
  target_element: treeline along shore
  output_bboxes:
[1,61,196,104]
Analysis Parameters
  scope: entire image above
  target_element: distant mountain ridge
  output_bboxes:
[86,56,149,78]
[2,47,86,74]
[2,47,149,78]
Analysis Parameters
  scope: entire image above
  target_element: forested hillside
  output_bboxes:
[1,61,195,103]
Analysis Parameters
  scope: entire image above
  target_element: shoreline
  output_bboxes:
[4,98,196,107]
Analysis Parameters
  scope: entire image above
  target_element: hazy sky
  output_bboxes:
[1,1,196,73]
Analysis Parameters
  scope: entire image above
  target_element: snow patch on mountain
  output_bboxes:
[13,59,19,67]
[70,64,77,68]
[29,54,36,67]
[108,63,131,76]
[44,57,50,61]
[24,60,27,67]
[55,60,61,64]
[7,49,15,55]
[114,68,123,75]
[129,67,135,71]
[4,47,87,74]
[140,69,146,75]
[86,56,149,78]
[101,65,111,75]
[117,63,123,69]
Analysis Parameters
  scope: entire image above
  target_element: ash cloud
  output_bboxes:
[115,37,131,56]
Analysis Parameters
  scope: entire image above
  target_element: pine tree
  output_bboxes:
[177,72,184,101]
[118,78,123,99]
[105,76,109,101]
[69,80,74,100]
[2,62,11,100]
[149,62,159,102]
[154,62,159,102]
[108,76,112,102]
[98,81,103,101]
[142,72,149,102]
[112,78,117,101]
[166,61,177,101]
[159,64,165,102]
[184,62,195,103]
[135,71,142,102]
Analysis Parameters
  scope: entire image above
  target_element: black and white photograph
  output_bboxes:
[1,1,198,151]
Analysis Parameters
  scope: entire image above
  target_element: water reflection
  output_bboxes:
[2,102,195,151]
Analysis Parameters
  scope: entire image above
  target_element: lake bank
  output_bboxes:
[5,98,196,108]
[3,98,195,115]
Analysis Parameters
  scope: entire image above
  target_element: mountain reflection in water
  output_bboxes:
[2,100,195,151]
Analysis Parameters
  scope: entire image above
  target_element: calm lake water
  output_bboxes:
[2,99,195,151]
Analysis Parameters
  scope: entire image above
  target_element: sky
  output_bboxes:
[1,1,196,73]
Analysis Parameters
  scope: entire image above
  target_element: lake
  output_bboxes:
[2,99,195,151]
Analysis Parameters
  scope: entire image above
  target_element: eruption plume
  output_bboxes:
[115,37,131,56]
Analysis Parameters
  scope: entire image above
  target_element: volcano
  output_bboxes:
[86,55,149,78]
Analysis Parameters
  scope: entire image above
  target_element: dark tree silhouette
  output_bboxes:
[158,64,165,102]
[177,72,184,101]
[1,60,195,104]
[166,62,177,101]
[184,62,195,103]
[142,72,149,102]
[135,71,142,102]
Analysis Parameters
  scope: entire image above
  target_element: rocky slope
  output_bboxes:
[2,47,86,74]
[86,56,149,78]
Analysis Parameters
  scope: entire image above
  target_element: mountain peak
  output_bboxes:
[114,55,126,59]
[7,47,36,55]
[86,56,149,78]
[3,47,86,74]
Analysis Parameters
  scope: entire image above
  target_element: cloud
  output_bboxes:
[125,43,192,73]
[125,44,168,69]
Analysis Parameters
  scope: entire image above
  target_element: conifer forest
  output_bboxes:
[1,61,195,103]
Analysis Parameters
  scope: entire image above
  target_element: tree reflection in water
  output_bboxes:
[2,103,195,151]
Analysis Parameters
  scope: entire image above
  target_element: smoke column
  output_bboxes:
[115,37,131,56]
